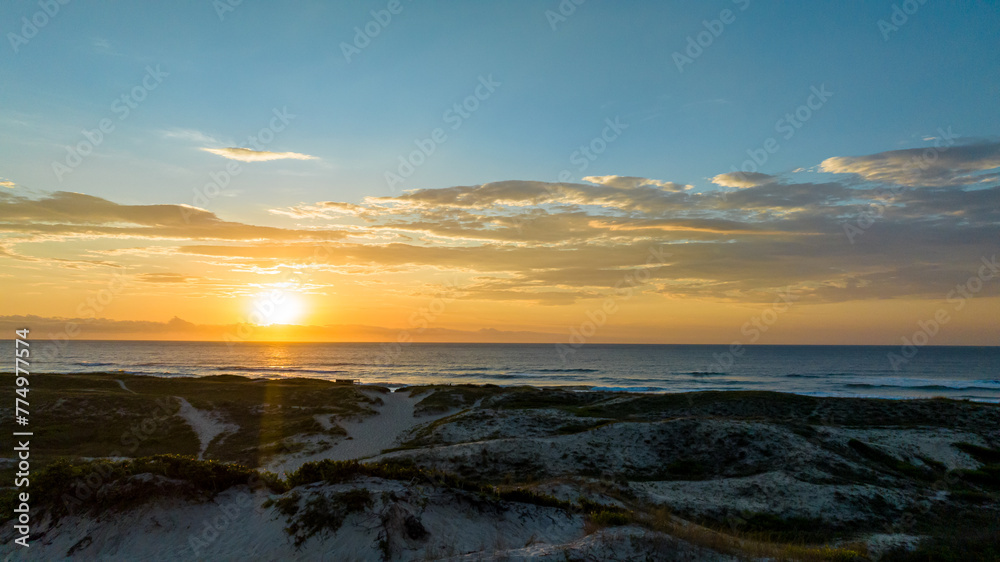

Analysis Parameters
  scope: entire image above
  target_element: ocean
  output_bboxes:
[9,340,1000,402]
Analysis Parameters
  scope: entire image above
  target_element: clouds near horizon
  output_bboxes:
[200,147,318,163]
[820,141,1000,187]
[3,142,999,318]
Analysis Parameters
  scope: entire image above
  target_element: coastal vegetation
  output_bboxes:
[2,375,997,560]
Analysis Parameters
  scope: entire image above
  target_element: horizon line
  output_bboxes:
[5,338,998,348]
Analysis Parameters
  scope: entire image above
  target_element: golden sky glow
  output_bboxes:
[2,154,999,345]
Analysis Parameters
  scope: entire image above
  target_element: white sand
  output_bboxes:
[173,397,238,459]
[443,526,738,561]
[265,390,458,475]
[0,479,594,561]
[115,379,136,393]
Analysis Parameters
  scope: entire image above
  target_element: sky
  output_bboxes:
[1,1,999,345]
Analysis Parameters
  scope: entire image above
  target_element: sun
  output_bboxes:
[248,290,306,326]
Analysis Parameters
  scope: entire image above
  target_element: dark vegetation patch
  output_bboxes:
[404,384,509,415]
[264,488,373,548]
[390,408,473,450]
[491,387,608,410]
[949,442,1000,492]
[587,509,634,527]
[0,454,285,523]
[283,457,627,518]
[563,391,1000,432]
[554,420,612,434]
[882,510,1000,562]
[654,458,711,481]
[0,373,384,468]
[0,373,197,461]
[954,442,1000,464]
[731,512,839,544]
[847,439,937,481]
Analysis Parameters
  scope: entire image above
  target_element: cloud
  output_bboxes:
[261,140,1000,304]
[583,175,691,191]
[136,273,199,283]
[714,181,853,210]
[162,128,223,145]
[364,179,695,214]
[0,315,570,343]
[4,141,1000,307]
[270,201,368,219]
[820,141,1000,186]
[0,181,15,188]
[200,147,318,163]
[710,171,776,188]
[0,190,348,242]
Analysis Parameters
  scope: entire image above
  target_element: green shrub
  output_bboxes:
[954,442,1000,464]
[588,509,633,526]
[279,488,373,548]
[496,488,573,510]
[848,439,933,481]
[663,458,710,480]
[9,455,284,522]
[262,491,301,515]
[882,524,1000,562]
[286,458,477,494]
[952,466,1000,490]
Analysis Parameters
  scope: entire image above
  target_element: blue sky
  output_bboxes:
[3,0,998,222]
[3,1,1000,345]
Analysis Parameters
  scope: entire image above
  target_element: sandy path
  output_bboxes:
[330,390,425,460]
[174,396,237,459]
[115,379,136,393]
[266,390,457,474]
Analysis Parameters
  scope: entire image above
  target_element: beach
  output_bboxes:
[2,373,998,560]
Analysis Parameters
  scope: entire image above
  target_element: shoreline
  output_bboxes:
[15,341,1000,404]
[7,369,1000,404]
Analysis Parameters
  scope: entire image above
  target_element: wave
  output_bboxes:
[446,369,598,378]
[75,361,114,367]
[588,386,669,393]
[843,378,1000,391]
[114,369,194,378]
[785,373,859,378]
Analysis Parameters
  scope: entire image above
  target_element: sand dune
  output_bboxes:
[3,378,998,560]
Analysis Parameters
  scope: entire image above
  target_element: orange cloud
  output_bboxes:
[200,147,318,162]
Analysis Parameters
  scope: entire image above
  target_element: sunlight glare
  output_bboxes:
[248,290,306,326]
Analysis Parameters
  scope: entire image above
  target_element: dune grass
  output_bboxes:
[0,454,286,523]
